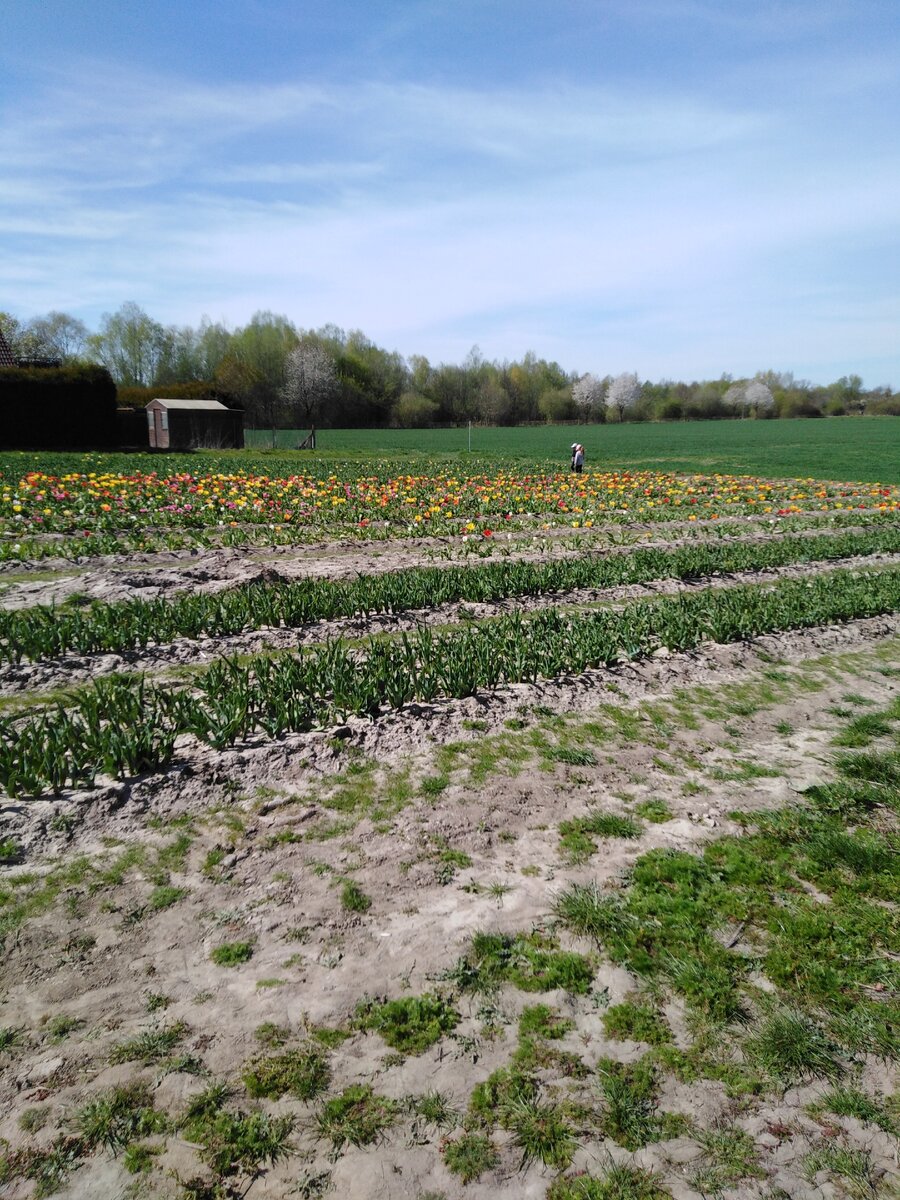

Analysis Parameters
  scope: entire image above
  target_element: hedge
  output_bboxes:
[0,364,118,448]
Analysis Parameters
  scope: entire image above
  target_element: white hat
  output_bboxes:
[571,443,577,450]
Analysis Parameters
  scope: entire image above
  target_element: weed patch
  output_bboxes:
[441,1132,498,1184]
[356,993,459,1055]
[518,1004,574,1040]
[547,1164,672,1199]
[210,940,254,967]
[316,1085,397,1150]
[242,1045,330,1100]
[634,799,673,823]
[449,930,595,995]
[559,811,641,862]
[603,999,671,1046]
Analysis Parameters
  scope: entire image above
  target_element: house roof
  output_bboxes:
[0,329,16,367]
[148,399,230,411]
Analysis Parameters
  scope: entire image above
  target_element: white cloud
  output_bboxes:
[2,53,898,382]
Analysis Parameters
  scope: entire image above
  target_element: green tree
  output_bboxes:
[87,302,167,386]
[829,374,864,414]
[393,391,439,427]
[336,330,408,426]
[219,312,298,433]
[0,311,40,360]
[537,386,576,422]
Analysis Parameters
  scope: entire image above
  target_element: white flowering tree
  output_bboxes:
[745,379,774,416]
[724,379,775,417]
[606,371,641,422]
[571,373,606,421]
[281,342,337,427]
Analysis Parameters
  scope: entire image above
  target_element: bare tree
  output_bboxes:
[571,373,605,421]
[281,342,337,427]
[606,371,641,422]
[26,311,88,362]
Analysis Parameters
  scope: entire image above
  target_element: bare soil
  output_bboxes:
[1,530,898,1200]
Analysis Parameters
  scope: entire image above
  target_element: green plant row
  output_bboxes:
[3,566,900,799]
[5,526,900,665]
[0,676,176,800]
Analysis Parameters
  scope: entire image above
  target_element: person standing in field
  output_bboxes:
[573,444,585,473]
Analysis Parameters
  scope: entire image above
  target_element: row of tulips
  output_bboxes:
[4,500,900,566]
[4,525,900,666]
[7,466,898,531]
[3,565,900,797]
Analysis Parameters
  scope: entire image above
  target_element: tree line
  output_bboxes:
[2,304,896,431]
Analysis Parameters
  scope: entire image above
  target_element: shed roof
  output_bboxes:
[148,399,230,411]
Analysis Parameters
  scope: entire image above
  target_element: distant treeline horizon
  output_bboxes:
[2,304,897,430]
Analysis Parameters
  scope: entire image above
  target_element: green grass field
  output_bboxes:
[245,417,900,484]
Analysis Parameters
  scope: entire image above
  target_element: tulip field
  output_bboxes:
[0,447,898,1200]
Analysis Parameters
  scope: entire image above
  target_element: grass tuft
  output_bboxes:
[547,1163,672,1199]
[76,1081,166,1152]
[690,1125,765,1195]
[745,1006,844,1085]
[242,1044,330,1101]
[808,1085,898,1136]
[505,1096,577,1169]
[210,940,254,967]
[316,1085,397,1149]
[596,1057,684,1150]
[356,993,459,1055]
[109,1021,187,1065]
[803,1142,882,1200]
[441,1132,499,1183]
[340,879,372,913]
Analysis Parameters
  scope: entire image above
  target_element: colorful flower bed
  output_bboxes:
[3,467,898,539]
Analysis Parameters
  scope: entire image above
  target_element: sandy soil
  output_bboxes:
[0,511,884,608]
[1,529,899,1200]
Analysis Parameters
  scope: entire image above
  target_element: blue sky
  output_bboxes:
[3,0,899,384]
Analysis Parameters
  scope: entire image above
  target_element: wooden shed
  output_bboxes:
[146,399,244,450]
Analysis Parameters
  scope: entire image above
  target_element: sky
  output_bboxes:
[3,0,899,385]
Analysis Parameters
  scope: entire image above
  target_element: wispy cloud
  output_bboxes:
[2,35,898,382]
